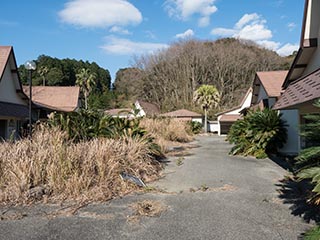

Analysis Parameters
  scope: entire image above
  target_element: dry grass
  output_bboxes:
[0,125,162,204]
[140,118,193,151]
[128,199,166,223]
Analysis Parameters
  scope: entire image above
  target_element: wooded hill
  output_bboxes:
[114,38,294,114]
[18,55,113,109]
[18,38,295,113]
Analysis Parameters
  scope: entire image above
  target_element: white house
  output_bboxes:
[251,70,300,155]
[215,88,252,135]
[0,46,29,140]
[274,0,320,153]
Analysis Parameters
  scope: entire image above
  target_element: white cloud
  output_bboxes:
[287,22,296,31]
[164,0,217,27]
[277,43,299,56]
[175,29,194,39]
[211,13,298,56]
[211,28,237,36]
[59,0,142,28]
[235,13,260,29]
[212,13,272,41]
[100,36,169,55]
[257,40,281,51]
[109,26,131,35]
[237,24,272,41]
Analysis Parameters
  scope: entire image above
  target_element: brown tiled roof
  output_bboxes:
[256,71,288,97]
[0,46,11,80]
[0,101,28,118]
[219,114,242,122]
[23,86,80,112]
[105,108,132,116]
[274,68,320,110]
[159,109,202,118]
[137,100,160,116]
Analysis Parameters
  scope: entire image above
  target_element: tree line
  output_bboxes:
[18,55,113,109]
[114,38,294,115]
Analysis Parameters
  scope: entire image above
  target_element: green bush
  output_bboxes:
[48,110,146,141]
[295,100,320,205]
[227,108,287,158]
[188,121,203,134]
[304,226,320,240]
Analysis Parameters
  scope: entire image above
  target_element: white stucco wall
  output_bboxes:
[0,62,26,105]
[279,109,300,155]
[191,117,203,124]
[209,121,219,133]
[303,0,320,76]
[134,101,146,117]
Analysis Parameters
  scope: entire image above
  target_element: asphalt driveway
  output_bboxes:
[0,135,314,239]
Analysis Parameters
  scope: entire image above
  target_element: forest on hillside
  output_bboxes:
[114,38,294,114]
[18,55,113,109]
[18,38,295,113]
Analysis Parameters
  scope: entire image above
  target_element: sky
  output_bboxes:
[1,0,305,81]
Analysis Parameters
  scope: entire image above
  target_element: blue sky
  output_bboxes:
[1,0,304,81]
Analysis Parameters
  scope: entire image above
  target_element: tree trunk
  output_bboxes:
[204,108,208,133]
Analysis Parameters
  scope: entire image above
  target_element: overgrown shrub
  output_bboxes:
[304,226,320,240]
[296,100,320,205]
[48,109,147,141]
[140,118,193,151]
[0,125,162,204]
[227,108,287,158]
[188,121,203,134]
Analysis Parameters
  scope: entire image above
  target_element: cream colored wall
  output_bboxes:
[304,0,320,40]
[279,109,300,155]
[134,101,146,117]
[303,0,320,75]
[0,63,26,105]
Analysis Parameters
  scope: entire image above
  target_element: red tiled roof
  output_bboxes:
[256,71,288,97]
[219,114,242,122]
[105,108,132,116]
[137,100,160,116]
[160,109,202,118]
[274,68,320,110]
[0,46,11,80]
[23,86,80,112]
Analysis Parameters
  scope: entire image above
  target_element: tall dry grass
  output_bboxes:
[140,118,193,151]
[0,125,162,204]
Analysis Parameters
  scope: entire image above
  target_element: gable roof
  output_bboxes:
[0,46,12,80]
[23,86,80,112]
[273,67,320,110]
[256,71,288,97]
[282,0,319,88]
[159,109,202,118]
[0,46,28,102]
[137,100,160,116]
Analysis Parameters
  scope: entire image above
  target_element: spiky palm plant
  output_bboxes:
[296,99,320,205]
[227,108,287,158]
